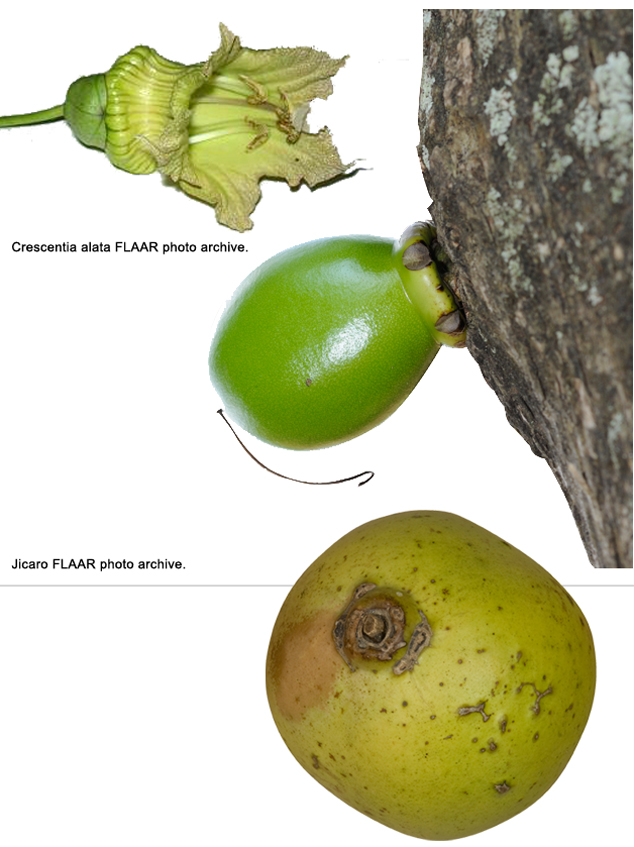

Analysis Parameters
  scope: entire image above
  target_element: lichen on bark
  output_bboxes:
[419,9,632,568]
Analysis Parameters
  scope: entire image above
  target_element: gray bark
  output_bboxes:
[419,10,632,568]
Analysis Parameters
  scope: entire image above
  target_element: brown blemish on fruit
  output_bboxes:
[517,682,553,714]
[268,608,342,721]
[392,610,433,675]
[494,781,511,794]
[458,701,492,722]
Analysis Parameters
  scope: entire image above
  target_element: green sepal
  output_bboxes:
[393,222,467,348]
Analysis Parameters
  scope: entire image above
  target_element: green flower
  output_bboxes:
[1,24,352,231]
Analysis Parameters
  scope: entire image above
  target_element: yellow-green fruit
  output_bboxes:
[266,512,596,841]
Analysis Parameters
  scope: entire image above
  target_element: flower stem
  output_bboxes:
[0,104,65,128]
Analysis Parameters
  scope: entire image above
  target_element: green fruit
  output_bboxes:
[266,511,596,841]
[209,223,466,450]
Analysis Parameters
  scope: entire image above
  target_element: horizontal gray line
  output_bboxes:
[0,583,631,589]
[0,584,295,588]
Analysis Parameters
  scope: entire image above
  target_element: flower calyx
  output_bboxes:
[394,221,467,348]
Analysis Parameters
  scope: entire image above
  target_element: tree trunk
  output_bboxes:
[419,9,632,568]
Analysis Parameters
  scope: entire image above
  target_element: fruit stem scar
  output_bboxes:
[362,613,388,641]
[457,702,492,722]
[333,584,432,674]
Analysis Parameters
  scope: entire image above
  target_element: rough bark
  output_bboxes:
[419,10,632,568]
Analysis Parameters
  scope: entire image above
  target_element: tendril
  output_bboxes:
[217,409,374,487]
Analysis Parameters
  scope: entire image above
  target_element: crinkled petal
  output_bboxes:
[183,126,349,231]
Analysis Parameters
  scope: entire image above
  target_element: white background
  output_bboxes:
[0,3,631,846]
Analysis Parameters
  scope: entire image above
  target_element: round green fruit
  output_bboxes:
[266,511,596,841]
[209,223,466,450]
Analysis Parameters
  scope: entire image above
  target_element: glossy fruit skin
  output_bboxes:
[209,236,438,449]
[266,512,596,841]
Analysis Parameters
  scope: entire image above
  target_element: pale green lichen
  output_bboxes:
[569,51,633,177]
[610,170,630,203]
[532,97,551,128]
[504,141,519,163]
[595,52,632,153]
[475,9,506,66]
[570,99,599,154]
[559,61,575,89]
[547,151,573,181]
[608,411,625,451]
[559,10,579,40]
[587,284,603,306]
[546,53,563,86]
[571,270,588,293]
[536,241,552,261]
[567,223,584,250]
[532,49,582,127]
[484,86,516,145]
[485,186,533,292]
[420,68,435,120]
[420,142,430,170]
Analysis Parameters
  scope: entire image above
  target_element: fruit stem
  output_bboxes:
[362,613,387,642]
[0,105,64,128]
